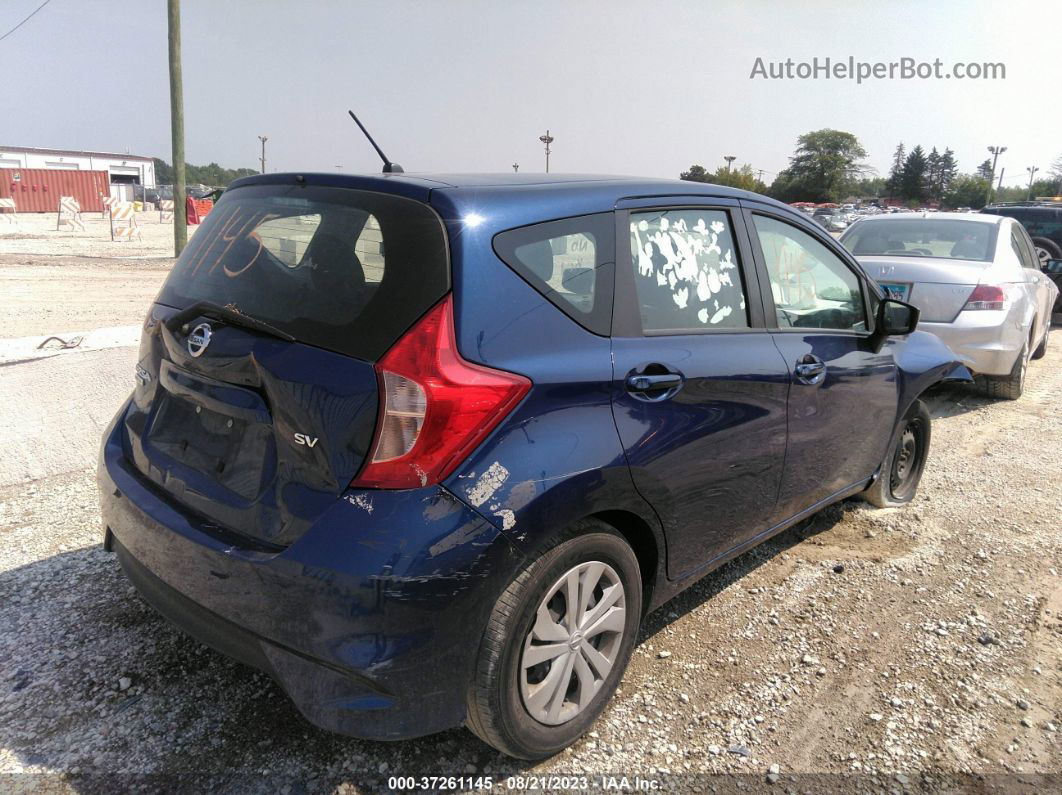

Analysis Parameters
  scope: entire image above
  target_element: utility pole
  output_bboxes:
[512,162,519,173]
[755,168,765,182]
[1026,166,1039,200]
[167,0,186,256]
[258,136,268,174]
[539,130,554,173]
[986,145,1006,205]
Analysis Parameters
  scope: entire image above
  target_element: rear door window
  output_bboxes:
[156,184,449,361]
[493,213,615,335]
[627,208,750,332]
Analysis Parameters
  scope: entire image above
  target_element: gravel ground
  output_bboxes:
[0,250,1058,792]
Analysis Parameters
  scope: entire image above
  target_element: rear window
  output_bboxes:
[842,219,994,261]
[156,184,449,360]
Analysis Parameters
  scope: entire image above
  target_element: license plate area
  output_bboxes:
[147,362,273,501]
[879,281,911,302]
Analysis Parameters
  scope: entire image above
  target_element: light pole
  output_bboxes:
[1026,166,1039,200]
[167,0,186,256]
[258,135,268,174]
[723,155,736,185]
[986,145,1006,205]
[539,130,554,173]
[512,162,519,173]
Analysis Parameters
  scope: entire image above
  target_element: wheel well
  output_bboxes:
[591,510,660,612]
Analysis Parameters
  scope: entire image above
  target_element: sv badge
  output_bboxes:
[294,433,319,448]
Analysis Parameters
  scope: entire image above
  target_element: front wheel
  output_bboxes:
[465,523,642,759]
[861,399,932,508]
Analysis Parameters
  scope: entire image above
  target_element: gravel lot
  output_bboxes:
[0,246,1059,792]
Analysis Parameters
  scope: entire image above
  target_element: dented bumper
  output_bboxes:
[98,414,523,741]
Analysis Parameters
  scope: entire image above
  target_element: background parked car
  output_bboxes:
[980,201,1062,266]
[841,212,1058,399]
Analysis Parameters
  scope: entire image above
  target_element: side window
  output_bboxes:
[354,213,385,282]
[494,213,615,335]
[628,208,749,332]
[752,215,867,332]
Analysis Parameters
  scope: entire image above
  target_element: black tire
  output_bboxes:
[1031,323,1049,360]
[1031,237,1062,266]
[861,399,932,508]
[982,342,1028,400]
[465,522,642,759]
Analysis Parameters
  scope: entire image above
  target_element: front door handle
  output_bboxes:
[794,356,826,385]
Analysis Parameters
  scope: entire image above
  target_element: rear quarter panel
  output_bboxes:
[439,205,665,568]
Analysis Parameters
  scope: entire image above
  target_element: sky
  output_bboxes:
[2,0,1060,186]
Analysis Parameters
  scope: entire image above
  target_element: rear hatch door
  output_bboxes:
[122,181,449,547]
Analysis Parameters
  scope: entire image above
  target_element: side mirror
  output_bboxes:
[1043,258,1062,274]
[879,298,919,335]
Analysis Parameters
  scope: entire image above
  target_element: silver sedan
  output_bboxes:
[840,212,1058,399]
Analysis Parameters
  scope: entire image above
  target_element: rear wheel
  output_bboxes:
[982,342,1028,400]
[861,400,931,508]
[466,523,642,759]
[1032,238,1061,266]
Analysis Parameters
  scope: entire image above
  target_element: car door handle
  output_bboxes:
[794,357,826,384]
[625,369,685,400]
[627,373,683,391]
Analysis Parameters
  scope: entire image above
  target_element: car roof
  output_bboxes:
[230,170,788,208]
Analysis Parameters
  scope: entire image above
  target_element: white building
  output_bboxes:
[0,146,156,199]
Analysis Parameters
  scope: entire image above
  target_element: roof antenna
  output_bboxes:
[347,110,403,173]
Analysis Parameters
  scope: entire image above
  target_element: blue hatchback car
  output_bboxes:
[98,173,970,758]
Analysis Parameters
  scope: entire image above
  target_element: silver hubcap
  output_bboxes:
[519,561,626,725]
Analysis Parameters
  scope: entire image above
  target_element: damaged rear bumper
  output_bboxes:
[98,415,523,741]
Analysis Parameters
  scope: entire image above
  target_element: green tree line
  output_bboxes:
[681,131,1062,209]
[153,157,258,186]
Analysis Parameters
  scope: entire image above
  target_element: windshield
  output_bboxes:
[156,184,450,361]
[842,219,994,261]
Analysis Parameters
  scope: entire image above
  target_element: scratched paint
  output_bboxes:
[465,462,509,507]
[345,493,374,514]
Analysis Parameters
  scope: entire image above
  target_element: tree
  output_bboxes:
[943,174,991,209]
[925,148,941,201]
[771,129,870,202]
[975,159,993,180]
[937,148,958,198]
[679,164,711,182]
[153,157,257,186]
[679,163,766,193]
[900,145,929,202]
[1050,154,1062,194]
[886,143,906,198]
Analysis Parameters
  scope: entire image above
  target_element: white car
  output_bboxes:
[840,213,1058,399]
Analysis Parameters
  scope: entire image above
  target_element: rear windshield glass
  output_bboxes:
[842,220,993,261]
[156,184,449,360]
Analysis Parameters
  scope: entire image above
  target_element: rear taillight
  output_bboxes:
[964,285,1006,311]
[351,295,531,489]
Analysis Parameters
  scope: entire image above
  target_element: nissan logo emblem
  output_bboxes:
[187,322,212,357]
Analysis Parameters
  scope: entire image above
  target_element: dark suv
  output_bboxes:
[99,172,969,758]
[981,202,1062,264]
